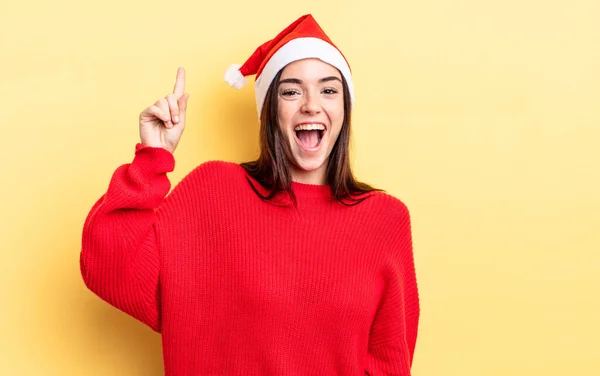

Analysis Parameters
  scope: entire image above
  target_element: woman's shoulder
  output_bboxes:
[356,190,412,237]
[170,160,247,194]
[188,160,246,180]
[359,190,411,221]
[360,191,414,259]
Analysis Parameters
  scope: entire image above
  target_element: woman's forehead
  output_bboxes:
[280,58,341,81]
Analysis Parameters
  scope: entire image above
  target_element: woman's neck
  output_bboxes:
[290,163,328,185]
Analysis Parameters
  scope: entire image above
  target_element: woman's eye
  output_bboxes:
[323,88,338,95]
[281,90,300,96]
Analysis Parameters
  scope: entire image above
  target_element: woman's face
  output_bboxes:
[277,58,345,185]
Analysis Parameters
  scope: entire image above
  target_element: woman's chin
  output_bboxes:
[290,156,328,179]
[294,156,325,170]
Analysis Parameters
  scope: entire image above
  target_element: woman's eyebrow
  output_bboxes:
[278,76,342,85]
[319,76,342,83]
[279,78,302,85]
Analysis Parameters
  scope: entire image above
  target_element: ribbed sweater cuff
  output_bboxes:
[367,341,412,375]
[101,144,175,211]
[133,143,175,175]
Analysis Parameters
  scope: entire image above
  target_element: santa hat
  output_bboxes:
[224,14,354,117]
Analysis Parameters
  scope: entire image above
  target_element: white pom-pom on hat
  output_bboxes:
[224,64,247,89]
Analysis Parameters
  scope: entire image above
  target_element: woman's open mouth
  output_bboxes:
[294,123,326,151]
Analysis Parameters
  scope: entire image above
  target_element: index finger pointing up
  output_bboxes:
[173,67,185,97]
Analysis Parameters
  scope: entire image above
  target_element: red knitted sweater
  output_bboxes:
[80,144,420,375]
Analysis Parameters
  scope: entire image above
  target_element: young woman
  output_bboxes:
[81,14,420,376]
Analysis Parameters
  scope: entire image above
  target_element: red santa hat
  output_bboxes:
[224,14,355,117]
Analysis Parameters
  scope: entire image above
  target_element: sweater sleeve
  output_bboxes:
[365,203,420,375]
[79,143,175,333]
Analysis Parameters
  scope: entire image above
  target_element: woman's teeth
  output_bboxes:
[294,123,325,131]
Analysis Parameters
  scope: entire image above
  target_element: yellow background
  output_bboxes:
[1,0,599,374]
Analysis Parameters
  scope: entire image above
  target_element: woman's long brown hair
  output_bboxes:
[240,68,380,206]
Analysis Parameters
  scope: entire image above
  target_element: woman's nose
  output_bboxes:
[301,92,321,115]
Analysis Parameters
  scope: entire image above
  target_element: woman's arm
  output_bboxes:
[80,144,174,332]
[365,203,420,375]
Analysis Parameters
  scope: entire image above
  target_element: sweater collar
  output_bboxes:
[290,181,333,200]
[243,172,334,204]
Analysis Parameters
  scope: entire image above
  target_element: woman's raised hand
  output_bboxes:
[139,67,190,154]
